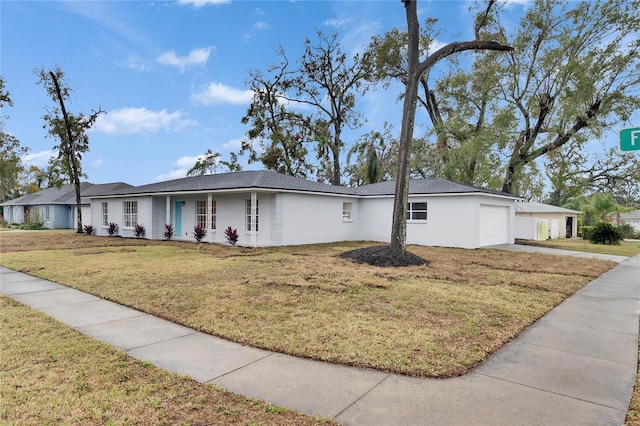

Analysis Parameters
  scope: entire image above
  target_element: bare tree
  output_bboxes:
[37,67,104,233]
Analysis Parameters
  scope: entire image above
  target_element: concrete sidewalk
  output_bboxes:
[1,251,639,425]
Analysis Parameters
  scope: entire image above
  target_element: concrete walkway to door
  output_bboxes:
[1,247,639,425]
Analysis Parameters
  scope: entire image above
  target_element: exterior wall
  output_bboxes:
[359,194,516,249]
[279,193,360,245]
[515,212,578,239]
[89,191,517,249]
[92,197,153,238]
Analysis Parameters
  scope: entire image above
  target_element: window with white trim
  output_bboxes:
[343,202,353,221]
[123,201,138,228]
[196,199,216,230]
[406,202,428,221]
[101,202,108,226]
[246,199,259,232]
[44,206,50,222]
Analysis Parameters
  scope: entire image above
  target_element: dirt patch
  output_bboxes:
[340,245,430,267]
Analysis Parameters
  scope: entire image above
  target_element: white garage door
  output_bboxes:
[479,205,509,247]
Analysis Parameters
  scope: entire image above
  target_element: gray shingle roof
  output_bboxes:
[515,202,581,214]
[620,209,640,220]
[357,178,518,197]
[91,170,520,199]
[1,182,132,206]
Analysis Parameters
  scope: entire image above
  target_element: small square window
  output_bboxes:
[407,202,427,221]
[343,202,353,221]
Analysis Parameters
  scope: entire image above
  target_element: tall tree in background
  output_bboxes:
[389,0,512,256]
[187,149,242,176]
[242,31,373,185]
[368,0,640,201]
[499,0,640,194]
[0,76,28,203]
[36,67,103,233]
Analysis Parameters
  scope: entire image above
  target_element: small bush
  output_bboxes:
[589,222,623,245]
[83,225,95,235]
[224,226,239,246]
[618,222,640,239]
[164,224,175,240]
[134,224,145,238]
[193,225,207,243]
[19,222,46,230]
[107,222,118,237]
[580,226,594,240]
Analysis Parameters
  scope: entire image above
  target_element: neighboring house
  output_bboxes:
[618,209,640,232]
[515,202,580,240]
[1,182,132,229]
[89,170,522,249]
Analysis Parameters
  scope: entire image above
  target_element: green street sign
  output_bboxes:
[620,127,640,151]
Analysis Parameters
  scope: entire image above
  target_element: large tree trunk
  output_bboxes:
[391,0,512,256]
[390,0,420,256]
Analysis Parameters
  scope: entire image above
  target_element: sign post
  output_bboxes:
[620,127,640,151]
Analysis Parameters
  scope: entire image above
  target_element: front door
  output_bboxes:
[174,201,182,238]
[566,216,573,238]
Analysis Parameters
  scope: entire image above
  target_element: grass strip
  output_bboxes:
[0,295,332,425]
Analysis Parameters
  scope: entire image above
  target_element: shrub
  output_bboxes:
[134,224,145,238]
[589,222,623,245]
[107,222,118,237]
[193,225,207,243]
[618,222,640,239]
[83,224,95,235]
[224,226,239,246]
[164,224,175,240]
[580,226,594,240]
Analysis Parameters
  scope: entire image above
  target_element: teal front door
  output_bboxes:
[174,201,182,237]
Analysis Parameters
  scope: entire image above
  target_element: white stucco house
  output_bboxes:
[1,182,132,229]
[515,202,581,240]
[88,170,521,249]
[618,209,640,232]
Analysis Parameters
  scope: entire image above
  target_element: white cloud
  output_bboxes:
[243,21,270,41]
[191,82,253,106]
[153,155,202,182]
[222,138,243,150]
[427,39,449,55]
[92,159,105,168]
[118,54,149,72]
[156,47,213,73]
[22,150,54,168]
[323,18,352,27]
[91,107,198,135]
[503,0,531,8]
[177,0,230,8]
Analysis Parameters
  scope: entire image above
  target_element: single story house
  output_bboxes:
[618,209,640,232]
[1,182,132,229]
[515,202,580,240]
[88,170,522,249]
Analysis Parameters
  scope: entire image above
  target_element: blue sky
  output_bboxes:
[1,0,596,188]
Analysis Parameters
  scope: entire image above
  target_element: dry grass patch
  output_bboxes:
[0,231,616,378]
[519,238,640,258]
[0,296,331,425]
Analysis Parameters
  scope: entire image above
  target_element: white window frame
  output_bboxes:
[123,201,138,228]
[196,199,216,230]
[342,202,353,222]
[101,202,108,226]
[407,202,428,221]
[246,198,259,232]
